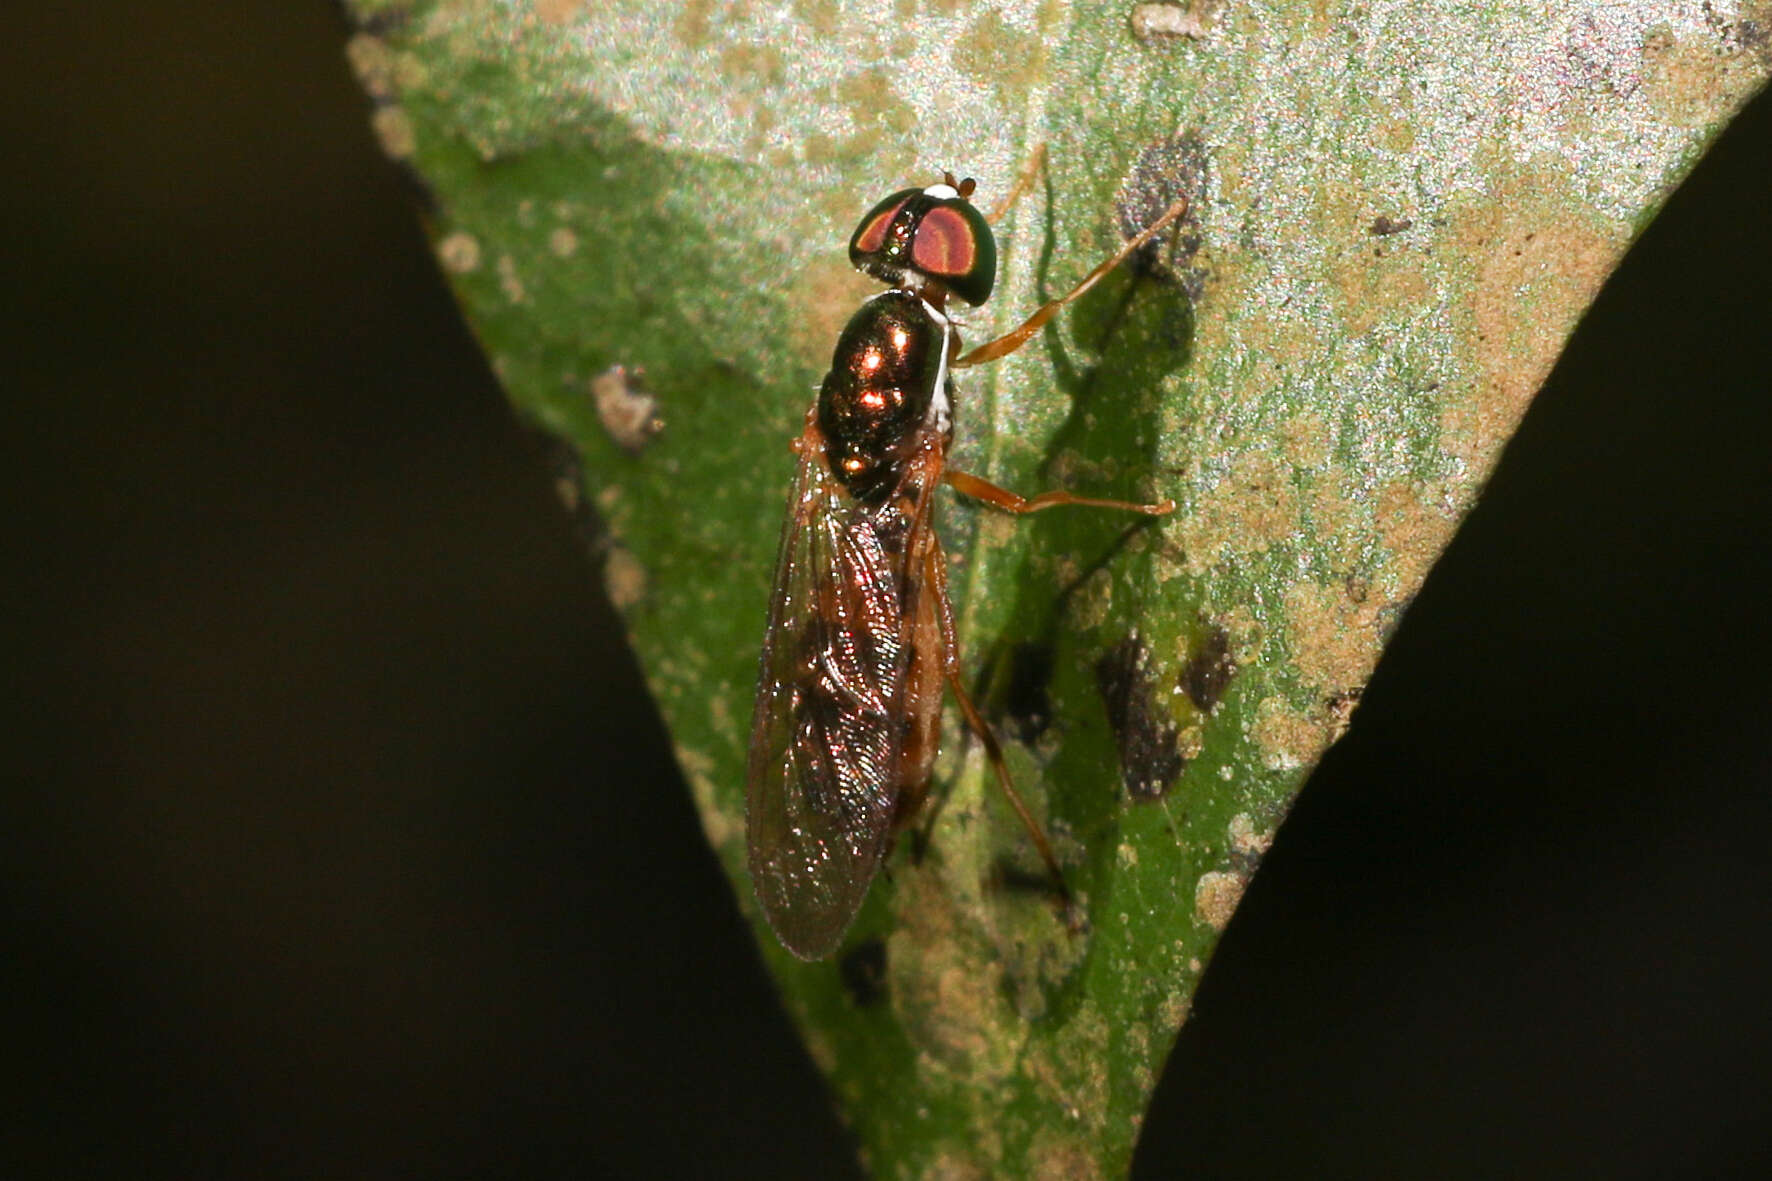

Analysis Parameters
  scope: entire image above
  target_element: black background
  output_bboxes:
[4,7,1769,1178]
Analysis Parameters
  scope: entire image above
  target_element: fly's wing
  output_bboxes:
[745,423,936,960]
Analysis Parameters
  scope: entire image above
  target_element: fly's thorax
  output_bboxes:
[819,290,951,500]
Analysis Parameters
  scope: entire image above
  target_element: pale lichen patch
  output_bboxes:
[1251,695,1331,771]
[1129,3,1209,43]
[835,68,919,145]
[1023,1002,1111,1136]
[784,256,876,374]
[551,471,580,514]
[720,41,786,86]
[1069,568,1115,632]
[925,1151,988,1181]
[1157,989,1191,1035]
[790,0,841,38]
[950,8,1050,108]
[1178,721,1205,760]
[889,869,1023,1086]
[1330,243,1435,341]
[1375,477,1457,596]
[1640,20,1762,127]
[926,962,1002,1069]
[1278,410,1334,472]
[436,231,481,274]
[1030,1133,1102,1181]
[534,0,582,24]
[1194,869,1246,930]
[708,690,731,737]
[1178,449,1300,573]
[1446,160,1625,469]
[346,33,396,98]
[801,1026,837,1075]
[973,508,1019,555]
[604,546,647,611]
[370,106,416,160]
[1304,478,1369,575]
[674,744,733,848]
[1285,578,1383,699]
[1228,812,1273,857]
[672,0,718,49]
[496,254,529,304]
[590,365,665,454]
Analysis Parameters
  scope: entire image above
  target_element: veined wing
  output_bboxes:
[745,420,939,960]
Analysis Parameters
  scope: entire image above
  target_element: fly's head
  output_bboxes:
[848,173,997,307]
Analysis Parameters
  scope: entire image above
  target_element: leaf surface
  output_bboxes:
[344,1,1769,1175]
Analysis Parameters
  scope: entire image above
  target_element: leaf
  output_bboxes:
[342,1,1769,1175]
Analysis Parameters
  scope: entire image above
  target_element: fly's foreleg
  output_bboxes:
[982,144,1047,225]
[952,193,1190,369]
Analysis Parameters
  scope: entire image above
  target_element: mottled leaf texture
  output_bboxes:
[343,2,1768,1176]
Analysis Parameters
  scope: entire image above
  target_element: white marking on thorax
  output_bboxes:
[922,182,959,199]
[920,295,953,434]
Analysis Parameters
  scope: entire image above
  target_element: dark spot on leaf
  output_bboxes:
[1369,214,1413,236]
[1325,687,1363,742]
[350,4,415,37]
[1095,634,1185,801]
[1181,624,1236,712]
[528,426,607,558]
[1004,641,1054,742]
[839,938,887,1007]
[1117,132,1210,301]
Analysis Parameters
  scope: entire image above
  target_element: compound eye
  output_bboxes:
[849,189,919,258]
[909,206,978,285]
[916,199,996,306]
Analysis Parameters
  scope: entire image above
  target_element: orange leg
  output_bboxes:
[983,144,1048,225]
[925,539,1071,906]
[954,191,1191,369]
[946,468,1175,517]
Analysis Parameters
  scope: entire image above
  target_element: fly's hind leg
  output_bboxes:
[924,538,1074,915]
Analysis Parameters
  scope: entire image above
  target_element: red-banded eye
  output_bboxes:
[851,197,909,256]
[909,206,977,283]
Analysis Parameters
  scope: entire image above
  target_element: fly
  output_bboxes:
[746,163,1189,960]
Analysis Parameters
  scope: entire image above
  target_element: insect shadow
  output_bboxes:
[912,161,1197,901]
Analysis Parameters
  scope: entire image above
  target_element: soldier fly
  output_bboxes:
[746,164,1189,960]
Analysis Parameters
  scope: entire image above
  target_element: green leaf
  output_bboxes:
[343,1,1769,1175]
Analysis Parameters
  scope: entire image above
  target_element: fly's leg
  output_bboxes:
[924,538,1073,911]
[946,468,1176,517]
[953,192,1191,369]
[983,144,1048,225]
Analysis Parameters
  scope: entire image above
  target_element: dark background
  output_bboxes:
[4,6,1769,1178]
